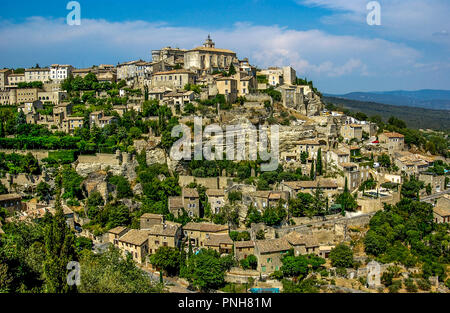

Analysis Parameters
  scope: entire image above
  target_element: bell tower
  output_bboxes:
[203,34,215,48]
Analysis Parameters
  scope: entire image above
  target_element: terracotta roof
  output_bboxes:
[382,132,404,138]
[183,222,229,233]
[206,189,225,197]
[118,229,150,246]
[141,213,164,220]
[169,197,183,208]
[434,206,450,217]
[0,194,22,201]
[204,234,233,247]
[183,188,199,198]
[284,232,319,248]
[190,46,236,54]
[282,180,338,189]
[108,226,129,235]
[235,240,255,248]
[256,238,291,254]
[148,222,181,237]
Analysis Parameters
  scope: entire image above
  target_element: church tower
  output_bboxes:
[203,34,215,48]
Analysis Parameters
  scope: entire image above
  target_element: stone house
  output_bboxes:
[280,179,339,199]
[298,139,327,160]
[0,194,23,214]
[182,222,229,248]
[204,234,234,254]
[379,132,405,153]
[433,197,450,224]
[62,116,84,133]
[242,190,289,212]
[419,172,446,194]
[341,124,363,141]
[117,229,151,264]
[234,240,256,261]
[151,69,196,89]
[283,232,320,256]
[216,77,238,104]
[206,189,226,214]
[168,187,202,218]
[108,226,130,246]
[147,221,182,254]
[140,213,164,229]
[254,238,292,274]
[326,149,350,166]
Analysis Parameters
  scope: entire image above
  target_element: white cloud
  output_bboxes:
[298,0,450,45]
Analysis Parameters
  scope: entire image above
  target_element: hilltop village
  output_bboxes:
[0,36,449,294]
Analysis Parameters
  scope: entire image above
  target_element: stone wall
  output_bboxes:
[0,149,49,161]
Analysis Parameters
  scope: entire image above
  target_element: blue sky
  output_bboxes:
[0,0,449,93]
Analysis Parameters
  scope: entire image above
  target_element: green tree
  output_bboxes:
[43,176,76,293]
[316,148,323,176]
[149,246,181,276]
[329,244,354,268]
[36,181,52,202]
[335,178,358,213]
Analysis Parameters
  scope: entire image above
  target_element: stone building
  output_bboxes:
[0,194,23,214]
[216,77,238,104]
[184,35,238,74]
[283,232,320,256]
[234,240,255,261]
[168,187,200,218]
[254,238,291,274]
[116,229,151,264]
[341,124,363,141]
[147,221,183,254]
[379,132,405,153]
[206,189,226,214]
[182,222,229,248]
[140,213,164,229]
[204,234,234,254]
[151,69,196,89]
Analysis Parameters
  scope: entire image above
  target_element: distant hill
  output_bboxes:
[324,89,450,110]
[322,96,450,131]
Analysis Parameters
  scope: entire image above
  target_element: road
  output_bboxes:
[420,189,450,202]
[139,265,196,293]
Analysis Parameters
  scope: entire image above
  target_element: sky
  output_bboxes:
[0,0,449,94]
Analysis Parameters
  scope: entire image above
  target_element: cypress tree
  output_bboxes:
[316,148,323,176]
[43,173,75,293]
[310,160,315,180]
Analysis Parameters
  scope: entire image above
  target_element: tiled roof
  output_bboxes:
[183,188,199,198]
[205,234,233,247]
[183,222,228,233]
[235,240,255,248]
[256,238,291,254]
[148,222,181,237]
[282,180,338,189]
[108,226,129,235]
[141,213,164,220]
[190,46,236,54]
[382,132,404,138]
[169,197,183,208]
[0,194,22,201]
[118,229,150,246]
